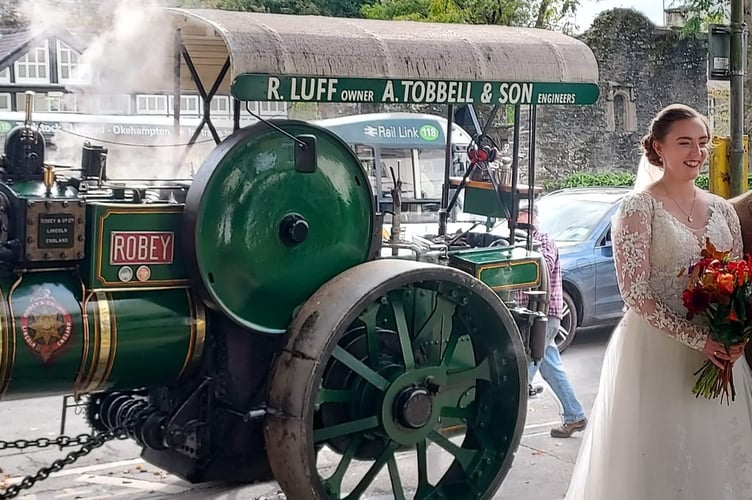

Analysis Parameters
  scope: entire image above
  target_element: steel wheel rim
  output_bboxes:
[266,260,527,500]
[555,301,571,348]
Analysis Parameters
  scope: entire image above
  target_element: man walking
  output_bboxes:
[515,200,588,438]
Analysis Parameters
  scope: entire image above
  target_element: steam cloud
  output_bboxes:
[20,0,214,179]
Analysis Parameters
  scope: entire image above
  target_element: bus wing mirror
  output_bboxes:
[295,134,317,173]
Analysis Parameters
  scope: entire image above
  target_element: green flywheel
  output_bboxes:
[183,120,377,333]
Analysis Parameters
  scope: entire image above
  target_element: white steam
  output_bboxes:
[22,0,209,179]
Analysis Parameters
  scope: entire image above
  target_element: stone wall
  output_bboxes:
[534,8,708,181]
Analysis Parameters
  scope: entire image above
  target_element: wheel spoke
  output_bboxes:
[386,292,415,370]
[332,345,389,391]
[359,304,381,367]
[323,435,363,497]
[427,430,479,472]
[441,328,463,367]
[445,357,491,391]
[345,441,399,499]
[412,295,456,351]
[313,415,380,443]
[387,453,406,500]
[415,439,430,493]
[557,325,569,344]
[316,388,361,405]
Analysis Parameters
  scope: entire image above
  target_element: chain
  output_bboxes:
[0,427,130,499]
[0,433,98,451]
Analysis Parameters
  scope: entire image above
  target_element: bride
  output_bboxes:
[564,104,752,500]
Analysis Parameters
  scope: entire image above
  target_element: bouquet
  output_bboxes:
[681,239,752,404]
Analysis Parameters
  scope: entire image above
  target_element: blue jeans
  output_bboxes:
[528,316,586,424]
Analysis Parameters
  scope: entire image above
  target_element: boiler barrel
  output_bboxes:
[0,271,206,400]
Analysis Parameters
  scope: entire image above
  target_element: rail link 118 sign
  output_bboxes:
[232,74,599,105]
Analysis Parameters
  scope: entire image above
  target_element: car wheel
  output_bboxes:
[556,291,578,353]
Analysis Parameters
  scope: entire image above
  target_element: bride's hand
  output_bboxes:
[702,337,747,368]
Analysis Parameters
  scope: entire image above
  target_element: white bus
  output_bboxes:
[314,112,474,221]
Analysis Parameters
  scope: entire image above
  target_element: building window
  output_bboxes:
[168,95,201,116]
[46,94,62,112]
[613,94,626,131]
[41,92,77,112]
[244,101,259,115]
[57,41,81,82]
[14,41,49,83]
[0,93,10,111]
[15,92,47,113]
[95,94,131,114]
[136,95,168,115]
[259,101,287,114]
[211,96,230,116]
[0,68,9,84]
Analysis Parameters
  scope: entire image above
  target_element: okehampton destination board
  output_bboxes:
[232,74,600,105]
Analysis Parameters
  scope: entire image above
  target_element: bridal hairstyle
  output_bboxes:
[640,103,711,167]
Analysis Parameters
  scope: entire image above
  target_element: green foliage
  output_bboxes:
[672,0,727,35]
[695,174,710,190]
[361,0,579,31]
[213,0,319,14]
[545,171,636,190]
[172,0,580,30]
[174,0,369,17]
[545,171,752,193]
[361,0,431,21]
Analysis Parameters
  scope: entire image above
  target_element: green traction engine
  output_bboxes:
[0,116,547,499]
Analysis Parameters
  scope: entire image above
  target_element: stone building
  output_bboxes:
[535,8,708,179]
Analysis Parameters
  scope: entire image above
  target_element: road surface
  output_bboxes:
[0,327,613,500]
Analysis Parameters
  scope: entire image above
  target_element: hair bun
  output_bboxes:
[641,133,662,167]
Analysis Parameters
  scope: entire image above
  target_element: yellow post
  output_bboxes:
[709,135,749,199]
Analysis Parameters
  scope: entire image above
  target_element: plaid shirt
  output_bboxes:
[513,225,564,320]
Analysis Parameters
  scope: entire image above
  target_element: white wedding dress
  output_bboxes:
[565,190,752,500]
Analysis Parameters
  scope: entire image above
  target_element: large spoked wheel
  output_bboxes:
[265,260,527,499]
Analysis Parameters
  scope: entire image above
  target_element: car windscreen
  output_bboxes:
[536,197,614,242]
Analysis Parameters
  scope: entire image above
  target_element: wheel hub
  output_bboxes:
[395,386,433,429]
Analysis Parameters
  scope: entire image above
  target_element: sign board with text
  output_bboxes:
[232,74,600,105]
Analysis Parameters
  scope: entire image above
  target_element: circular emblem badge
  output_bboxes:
[136,265,151,282]
[21,288,73,363]
[418,124,440,141]
[118,266,133,282]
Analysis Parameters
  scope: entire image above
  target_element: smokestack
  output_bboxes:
[24,91,34,127]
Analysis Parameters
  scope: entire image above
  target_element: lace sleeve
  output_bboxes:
[612,193,709,350]
[718,198,744,259]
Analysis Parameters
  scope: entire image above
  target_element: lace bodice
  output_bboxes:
[612,190,743,350]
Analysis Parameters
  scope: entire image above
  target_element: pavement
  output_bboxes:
[0,327,613,500]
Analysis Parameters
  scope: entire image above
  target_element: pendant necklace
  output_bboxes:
[661,182,697,223]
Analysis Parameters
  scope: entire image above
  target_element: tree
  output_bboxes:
[0,0,27,32]
[171,0,369,17]
[675,0,727,32]
[360,0,580,31]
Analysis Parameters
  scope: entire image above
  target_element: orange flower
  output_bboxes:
[717,273,736,295]
[701,272,721,294]
[701,239,730,261]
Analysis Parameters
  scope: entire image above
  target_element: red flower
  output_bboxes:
[682,288,711,318]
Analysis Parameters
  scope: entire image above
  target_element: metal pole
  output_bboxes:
[508,105,522,240]
[729,0,747,197]
[173,29,182,140]
[527,105,537,252]
[439,104,454,237]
